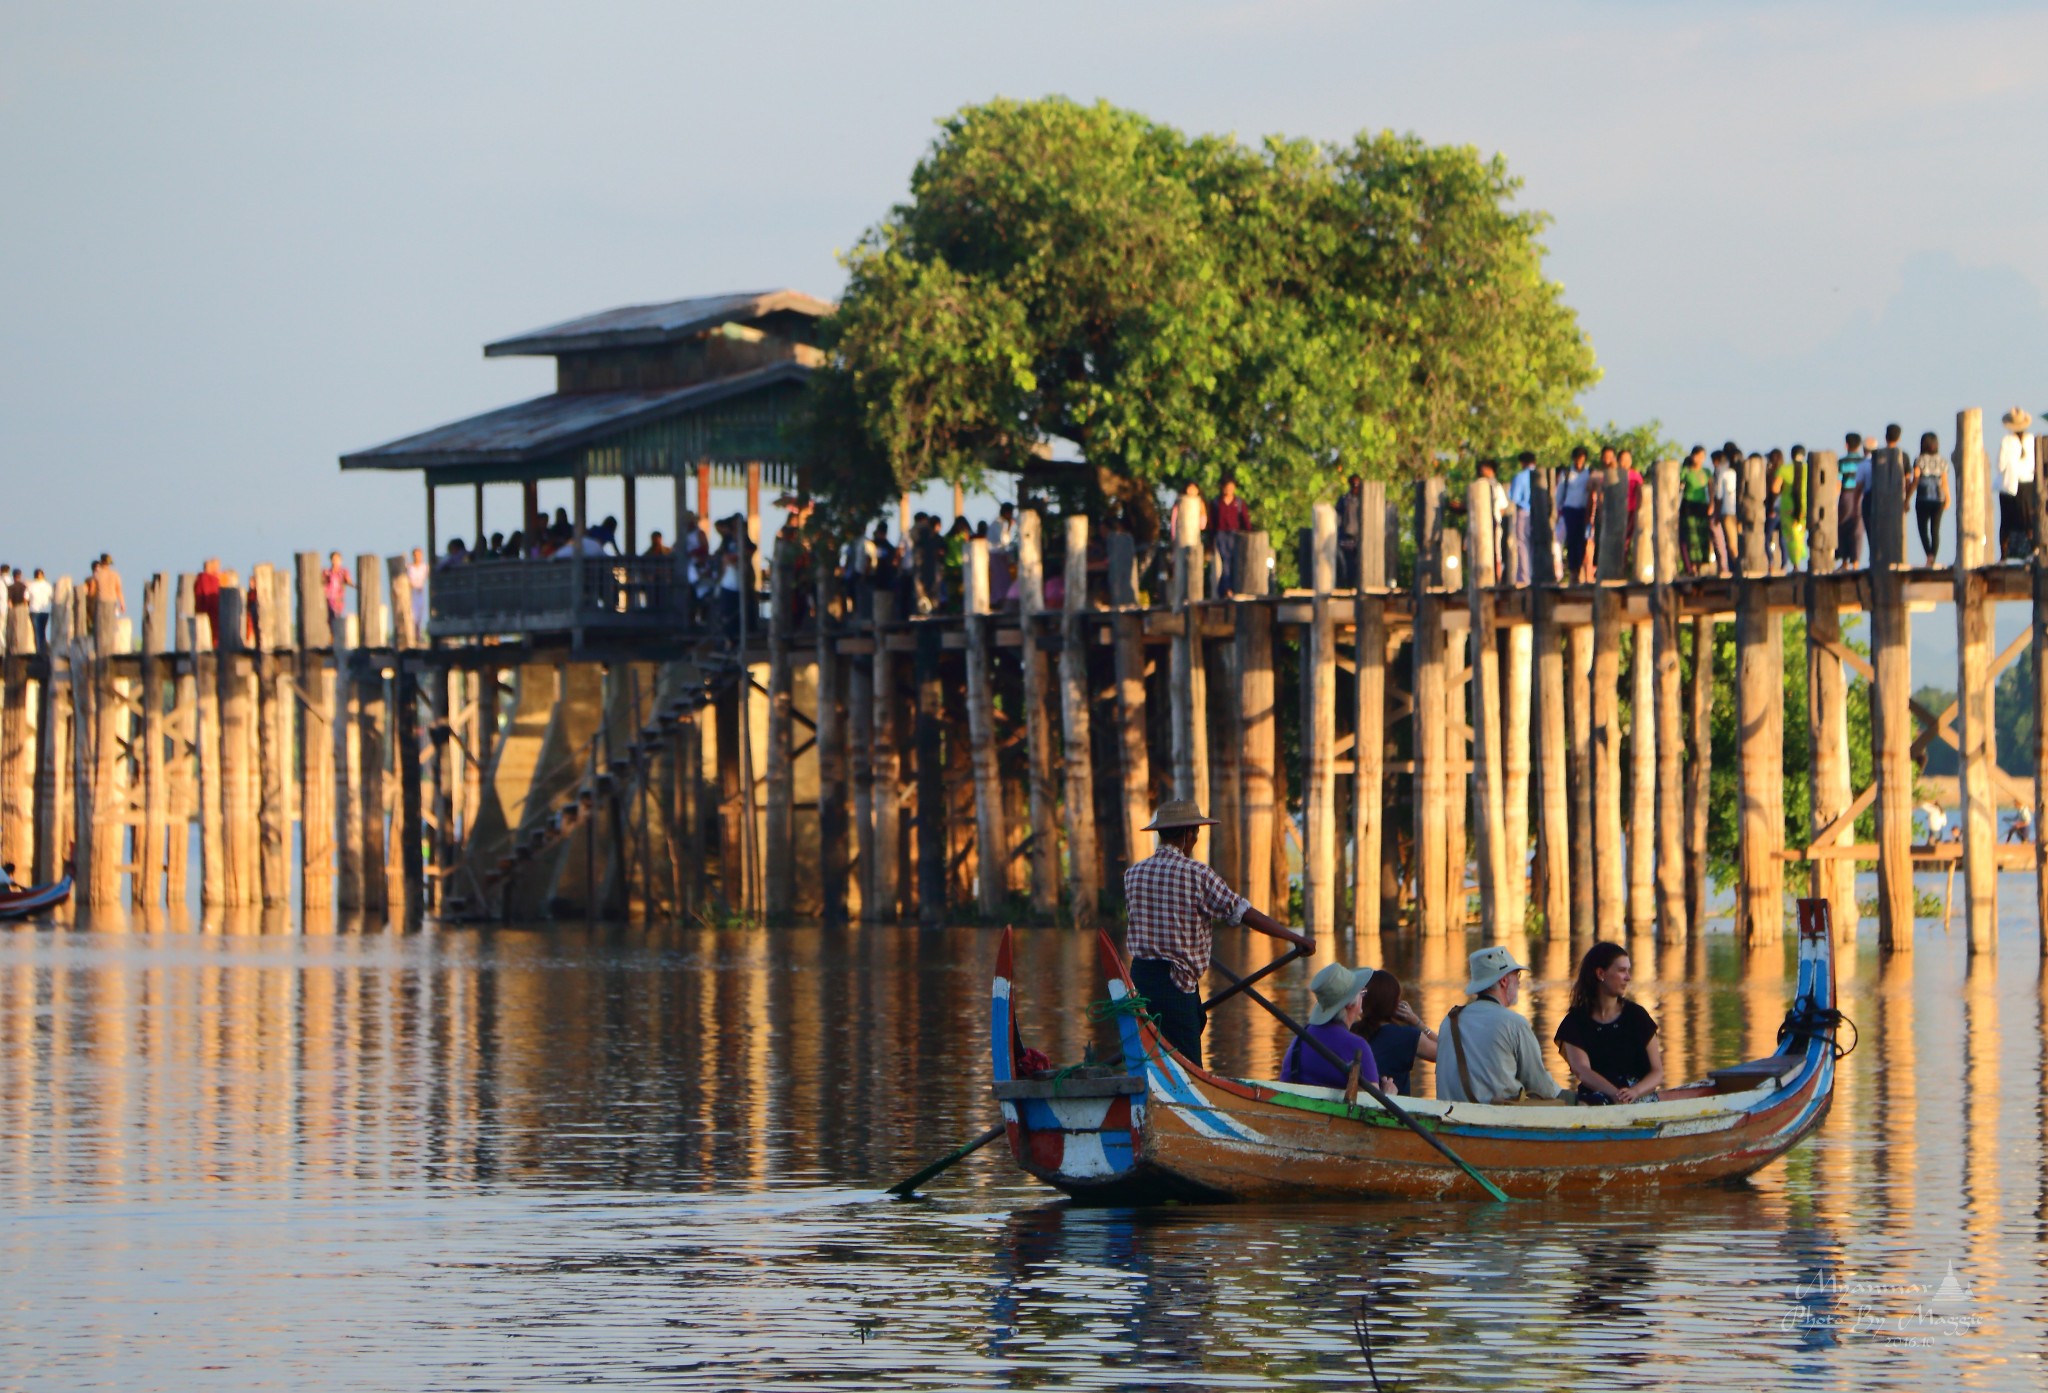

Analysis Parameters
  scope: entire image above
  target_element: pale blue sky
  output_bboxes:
[4,0,2045,591]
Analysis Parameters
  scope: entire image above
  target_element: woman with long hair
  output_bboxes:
[1348,969,1436,1095]
[1913,431,1949,565]
[1553,941,1663,1105]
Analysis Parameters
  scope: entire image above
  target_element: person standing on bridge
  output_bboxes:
[1123,799,1312,1068]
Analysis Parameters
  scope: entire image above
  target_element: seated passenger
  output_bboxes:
[1554,941,1663,1105]
[1434,946,1565,1103]
[1278,963,1376,1089]
[438,538,469,569]
[1350,970,1436,1095]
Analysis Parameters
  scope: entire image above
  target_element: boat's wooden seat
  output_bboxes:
[1704,1055,1802,1094]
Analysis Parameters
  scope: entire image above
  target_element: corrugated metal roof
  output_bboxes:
[483,289,833,357]
[339,361,810,473]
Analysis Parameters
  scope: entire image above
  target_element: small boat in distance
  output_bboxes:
[0,864,74,922]
[990,908,1844,1203]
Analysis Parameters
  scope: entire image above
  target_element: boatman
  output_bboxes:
[1123,799,1312,1067]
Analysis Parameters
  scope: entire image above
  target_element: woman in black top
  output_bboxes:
[1554,942,1663,1106]
[1350,970,1436,1095]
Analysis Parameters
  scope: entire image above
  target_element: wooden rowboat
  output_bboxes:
[990,910,1843,1203]
[0,865,74,922]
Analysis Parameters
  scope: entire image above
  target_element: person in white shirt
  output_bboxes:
[1996,407,2035,560]
[1916,800,1948,846]
[405,547,430,637]
[1713,450,1741,576]
[26,569,53,653]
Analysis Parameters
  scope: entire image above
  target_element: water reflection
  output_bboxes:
[1,908,2043,1390]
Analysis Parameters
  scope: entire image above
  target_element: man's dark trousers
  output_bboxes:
[1128,957,1204,1067]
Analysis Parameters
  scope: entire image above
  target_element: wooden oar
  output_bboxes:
[885,1124,1005,1199]
[1210,960,1511,1203]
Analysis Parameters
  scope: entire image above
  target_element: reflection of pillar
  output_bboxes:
[1962,955,2003,1299]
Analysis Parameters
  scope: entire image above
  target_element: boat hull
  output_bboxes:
[991,920,1839,1204]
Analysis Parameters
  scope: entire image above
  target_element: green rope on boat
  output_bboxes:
[1088,992,1153,1024]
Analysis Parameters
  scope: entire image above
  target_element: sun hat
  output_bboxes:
[2003,407,2032,432]
[1307,962,1372,1026]
[1142,799,1217,832]
[1464,944,1530,995]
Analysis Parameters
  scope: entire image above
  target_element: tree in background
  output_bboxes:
[803,97,1600,546]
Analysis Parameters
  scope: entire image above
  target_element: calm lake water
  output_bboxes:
[4,886,2045,1391]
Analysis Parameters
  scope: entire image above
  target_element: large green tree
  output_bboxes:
[804,97,1599,541]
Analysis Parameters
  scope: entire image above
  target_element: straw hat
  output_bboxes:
[1142,798,1216,832]
[1464,944,1530,995]
[2003,407,2032,432]
[1307,962,1372,1026]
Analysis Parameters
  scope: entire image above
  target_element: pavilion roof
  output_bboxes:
[482,289,833,358]
[338,361,809,483]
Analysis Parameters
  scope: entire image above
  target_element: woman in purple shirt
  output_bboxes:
[1279,963,1378,1089]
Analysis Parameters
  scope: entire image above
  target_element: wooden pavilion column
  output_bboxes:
[1735,451,1784,947]
[1303,505,1339,938]
[1952,407,1997,955]
[1627,485,1656,938]
[1531,473,1571,937]
[1352,490,1389,940]
[1805,452,1853,942]
[1016,510,1058,914]
[1466,480,1514,937]
[1412,480,1449,937]
[964,538,1007,917]
[1108,531,1151,882]
[1170,499,1211,862]
[1869,446,1916,951]
[1651,461,1686,940]
[1235,532,1275,915]
[1591,472,1628,936]
[1059,515,1100,924]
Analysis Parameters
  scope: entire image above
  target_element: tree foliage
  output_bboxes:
[803,97,1599,540]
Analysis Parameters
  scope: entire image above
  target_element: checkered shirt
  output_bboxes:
[1123,842,1250,995]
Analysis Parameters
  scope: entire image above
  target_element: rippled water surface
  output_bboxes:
[5,894,2046,1390]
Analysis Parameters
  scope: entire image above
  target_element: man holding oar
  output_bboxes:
[1123,800,1312,1067]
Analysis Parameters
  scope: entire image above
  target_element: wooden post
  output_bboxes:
[332,570,361,913]
[1109,531,1151,879]
[1868,446,1916,950]
[1413,480,1449,936]
[167,576,196,909]
[357,555,389,915]
[252,565,291,907]
[136,576,169,908]
[1016,509,1058,913]
[1,607,34,881]
[194,600,224,909]
[964,537,1007,917]
[1651,460,1686,940]
[1169,500,1211,862]
[1352,497,1389,939]
[1952,407,1997,955]
[295,556,334,915]
[1236,532,1275,914]
[1568,617,1595,938]
[38,585,74,890]
[815,557,849,927]
[1591,514,1625,939]
[1627,487,1656,938]
[217,584,252,907]
[764,542,794,920]
[868,589,899,920]
[914,622,947,926]
[1059,514,1101,924]
[1440,516,1467,920]
[1303,504,1340,938]
[2033,436,2048,956]
[1805,451,1853,941]
[396,663,423,922]
[1502,618,1533,934]
[1532,473,1571,937]
[1685,614,1715,933]
[1735,453,1784,946]
[1465,483,1512,936]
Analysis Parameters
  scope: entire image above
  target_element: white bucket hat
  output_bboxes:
[1464,944,1529,995]
[1306,962,1372,1026]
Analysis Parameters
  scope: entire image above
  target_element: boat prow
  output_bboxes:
[991,907,1843,1204]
